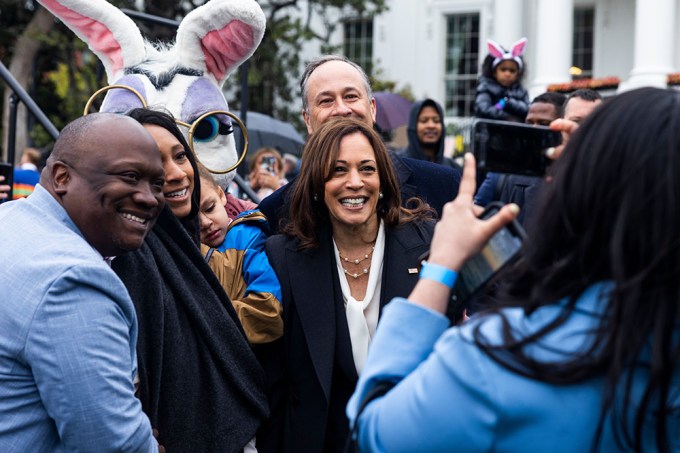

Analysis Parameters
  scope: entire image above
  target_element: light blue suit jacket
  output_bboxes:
[0,185,155,453]
[348,284,680,452]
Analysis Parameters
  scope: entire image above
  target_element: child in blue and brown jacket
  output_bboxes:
[197,164,283,344]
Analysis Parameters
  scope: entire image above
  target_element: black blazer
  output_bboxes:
[259,152,460,234]
[256,220,435,453]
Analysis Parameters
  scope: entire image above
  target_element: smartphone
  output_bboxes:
[419,202,526,323]
[260,156,276,175]
[0,162,13,202]
[471,119,562,177]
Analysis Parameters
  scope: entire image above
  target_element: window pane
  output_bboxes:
[343,19,374,77]
[572,8,594,75]
[444,13,479,117]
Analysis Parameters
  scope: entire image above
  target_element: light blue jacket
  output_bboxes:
[348,284,679,452]
[0,185,155,452]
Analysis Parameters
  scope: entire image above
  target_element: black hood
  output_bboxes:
[402,98,446,163]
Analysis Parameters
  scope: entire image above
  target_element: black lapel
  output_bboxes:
[380,222,434,310]
[285,228,337,402]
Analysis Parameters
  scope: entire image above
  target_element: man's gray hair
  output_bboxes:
[300,55,373,114]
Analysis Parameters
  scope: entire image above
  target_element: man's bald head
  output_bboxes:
[46,113,137,174]
[44,112,165,256]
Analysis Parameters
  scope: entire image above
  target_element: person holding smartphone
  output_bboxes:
[248,147,288,199]
[348,88,680,452]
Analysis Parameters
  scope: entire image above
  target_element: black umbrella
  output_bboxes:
[235,111,305,158]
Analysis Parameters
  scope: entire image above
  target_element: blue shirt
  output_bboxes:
[348,285,679,452]
[0,185,156,452]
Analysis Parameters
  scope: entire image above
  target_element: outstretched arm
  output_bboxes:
[347,154,518,452]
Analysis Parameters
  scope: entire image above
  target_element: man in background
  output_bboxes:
[259,55,461,231]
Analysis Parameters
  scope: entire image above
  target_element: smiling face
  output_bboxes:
[324,132,381,235]
[58,117,165,257]
[302,60,377,134]
[198,181,230,248]
[144,124,195,218]
[416,105,443,146]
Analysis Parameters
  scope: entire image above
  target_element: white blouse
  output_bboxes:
[333,220,385,374]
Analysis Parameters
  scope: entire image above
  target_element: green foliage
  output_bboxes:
[0,1,35,62]
[3,0,391,142]
[230,0,388,131]
[370,67,414,101]
[29,27,101,147]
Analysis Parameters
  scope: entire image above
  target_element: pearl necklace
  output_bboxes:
[338,245,375,279]
[342,264,370,279]
[338,246,375,264]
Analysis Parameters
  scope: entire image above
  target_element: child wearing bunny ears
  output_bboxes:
[474,37,530,122]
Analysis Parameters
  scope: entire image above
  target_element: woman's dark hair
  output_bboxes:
[126,107,202,242]
[285,117,432,249]
[481,53,526,82]
[475,87,680,452]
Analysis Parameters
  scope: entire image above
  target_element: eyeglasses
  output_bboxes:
[84,85,249,174]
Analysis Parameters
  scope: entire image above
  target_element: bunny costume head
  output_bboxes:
[37,0,266,188]
[487,37,528,70]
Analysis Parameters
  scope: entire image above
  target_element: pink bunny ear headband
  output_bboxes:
[488,37,527,70]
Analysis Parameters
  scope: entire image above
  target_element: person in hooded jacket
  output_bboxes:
[398,98,458,170]
[474,38,530,122]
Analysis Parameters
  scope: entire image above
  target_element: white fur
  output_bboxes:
[38,0,266,188]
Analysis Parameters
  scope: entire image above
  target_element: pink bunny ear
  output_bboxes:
[487,39,506,59]
[37,0,146,82]
[176,0,266,86]
[511,37,528,57]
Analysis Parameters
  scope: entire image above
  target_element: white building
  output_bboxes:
[301,0,680,119]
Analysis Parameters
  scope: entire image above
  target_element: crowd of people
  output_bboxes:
[2,39,680,453]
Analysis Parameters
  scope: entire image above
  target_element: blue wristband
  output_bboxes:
[419,261,458,288]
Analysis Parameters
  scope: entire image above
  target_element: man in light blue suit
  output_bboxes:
[0,113,166,452]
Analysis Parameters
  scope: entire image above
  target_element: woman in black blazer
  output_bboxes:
[257,117,436,452]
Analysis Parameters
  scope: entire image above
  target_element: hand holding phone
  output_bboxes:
[260,155,277,175]
[472,119,562,177]
[420,202,526,323]
[407,153,519,316]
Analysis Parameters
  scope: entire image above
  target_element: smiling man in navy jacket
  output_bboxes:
[258,55,461,233]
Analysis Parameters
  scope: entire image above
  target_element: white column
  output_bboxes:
[621,0,676,91]
[529,0,574,98]
[492,0,523,48]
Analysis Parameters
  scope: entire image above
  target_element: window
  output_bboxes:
[444,13,480,117]
[344,19,374,76]
[572,8,594,78]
